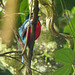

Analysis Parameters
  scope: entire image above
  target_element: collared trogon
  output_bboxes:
[18,13,41,62]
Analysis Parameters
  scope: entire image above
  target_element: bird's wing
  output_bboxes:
[24,19,33,29]
[21,19,33,38]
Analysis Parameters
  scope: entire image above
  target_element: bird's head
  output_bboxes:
[25,13,41,20]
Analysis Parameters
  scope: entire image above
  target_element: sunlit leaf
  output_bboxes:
[52,65,72,75]
[63,14,75,35]
[55,48,74,65]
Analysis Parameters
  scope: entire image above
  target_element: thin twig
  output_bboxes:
[31,68,43,75]
[67,13,75,32]
[22,0,33,55]
[5,55,24,64]
[0,51,22,56]
[5,55,43,75]
[0,50,43,74]
[60,0,75,38]
[63,0,75,32]
[3,12,29,17]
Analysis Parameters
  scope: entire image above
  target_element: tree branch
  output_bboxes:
[0,52,43,74]
[21,0,39,75]
[28,0,39,61]
[5,55,24,64]
[0,51,22,56]
[0,51,43,75]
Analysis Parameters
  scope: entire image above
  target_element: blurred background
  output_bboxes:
[0,0,75,75]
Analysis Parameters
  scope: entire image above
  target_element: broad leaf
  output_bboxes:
[55,48,74,65]
[20,0,28,12]
[20,0,29,23]
[52,65,72,75]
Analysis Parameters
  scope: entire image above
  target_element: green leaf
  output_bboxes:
[52,65,72,75]
[20,0,28,12]
[63,7,75,50]
[55,48,74,65]
[63,14,75,36]
[0,62,13,75]
[20,0,29,23]
[55,0,75,16]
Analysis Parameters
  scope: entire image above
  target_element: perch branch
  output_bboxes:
[0,51,22,56]
[5,55,24,64]
[28,0,39,60]
[0,52,43,74]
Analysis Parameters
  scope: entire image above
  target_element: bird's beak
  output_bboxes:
[38,14,41,17]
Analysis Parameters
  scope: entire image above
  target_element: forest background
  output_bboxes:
[0,0,75,75]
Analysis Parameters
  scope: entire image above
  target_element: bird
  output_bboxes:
[18,13,41,62]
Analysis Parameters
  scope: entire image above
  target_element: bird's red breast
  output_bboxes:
[26,20,41,45]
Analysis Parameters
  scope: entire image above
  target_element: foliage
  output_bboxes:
[52,48,75,75]
[0,0,75,75]
[63,7,75,50]
[55,0,75,16]
[20,0,29,23]
[52,65,73,75]
[0,64,13,75]
[55,48,74,65]
[0,67,13,75]
[0,38,23,75]
[0,62,13,75]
